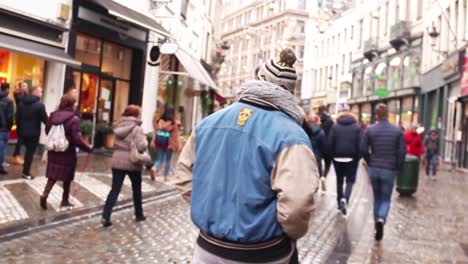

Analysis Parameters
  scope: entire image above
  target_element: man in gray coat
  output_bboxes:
[361,104,406,241]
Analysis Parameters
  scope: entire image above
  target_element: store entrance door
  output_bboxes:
[97,78,115,125]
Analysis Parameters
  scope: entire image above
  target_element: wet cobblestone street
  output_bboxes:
[0,157,467,263]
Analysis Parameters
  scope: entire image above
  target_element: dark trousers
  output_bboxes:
[42,178,72,203]
[13,135,23,156]
[23,137,39,175]
[323,156,332,178]
[333,160,359,205]
[102,169,143,221]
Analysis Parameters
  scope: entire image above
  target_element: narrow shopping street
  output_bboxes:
[0,156,467,264]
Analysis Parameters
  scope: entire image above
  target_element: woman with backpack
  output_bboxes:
[40,94,92,210]
[102,105,149,227]
[150,107,181,182]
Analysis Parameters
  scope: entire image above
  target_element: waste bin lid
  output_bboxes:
[405,155,419,161]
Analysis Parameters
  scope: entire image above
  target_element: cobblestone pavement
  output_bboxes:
[0,162,467,263]
[0,154,175,233]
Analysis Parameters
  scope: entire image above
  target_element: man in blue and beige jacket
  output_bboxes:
[176,55,318,263]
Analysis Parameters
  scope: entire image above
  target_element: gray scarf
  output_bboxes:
[235,80,304,125]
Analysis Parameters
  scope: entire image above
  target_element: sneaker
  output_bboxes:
[101,218,112,227]
[320,177,327,191]
[12,156,24,165]
[375,219,384,241]
[340,198,347,215]
[60,201,75,207]
[40,196,47,210]
[22,173,33,180]
[135,215,146,222]
[0,168,7,175]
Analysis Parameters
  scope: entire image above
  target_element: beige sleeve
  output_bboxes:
[174,131,196,202]
[271,144,319,240]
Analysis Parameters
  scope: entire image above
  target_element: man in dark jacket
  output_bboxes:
[424,128,440,178]
[12,81,28,165]
[16,86,48,180]
[307,114,327,184]
[361,104,406,241]
[0,82,14,175]
[316,105,334,180]
[329,103,361,215]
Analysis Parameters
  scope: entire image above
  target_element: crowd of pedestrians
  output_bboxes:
[0,47,441,263]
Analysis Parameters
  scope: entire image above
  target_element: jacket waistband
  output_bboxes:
[197,232,292,263]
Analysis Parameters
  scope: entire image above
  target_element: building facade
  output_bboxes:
[420,0,468,169]
[218,0,308,100]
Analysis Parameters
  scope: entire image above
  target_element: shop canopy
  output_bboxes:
[92,0,172,38]
[0,33,81,67]
[174,49,217,88]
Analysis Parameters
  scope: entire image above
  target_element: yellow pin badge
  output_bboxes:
[237,108,253,126]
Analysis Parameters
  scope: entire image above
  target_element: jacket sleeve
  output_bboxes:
[6,100,14,130]
[40,104,48,125]
[328,126,336,158]
[174,131,196,202]
[271,144,318,240]
[45,114,52,134]
[397,132,406,170]
[356,127,363,160]
[135,126,148,152]
[15,104,22,131]
[70,118,92,152]
[360,130,370,163]
[318,131,327,157]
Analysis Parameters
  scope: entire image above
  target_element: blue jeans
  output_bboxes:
[102,169,143,221]
[154,148,173,176]
[333,160,359,205]
[368,167,396,222]
[426,154,438,176]
[0,131,9,170]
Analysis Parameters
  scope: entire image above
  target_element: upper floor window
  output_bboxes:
[374,62,387,91]
[298,0,306,10]
[297,20,305,33]
[181,0,189,20]
[403,49,422,88]
[388,56,402,90]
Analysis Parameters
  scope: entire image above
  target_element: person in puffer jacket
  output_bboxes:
[175,51,318,264]
[307,114,328,188]
[329,103,361,215]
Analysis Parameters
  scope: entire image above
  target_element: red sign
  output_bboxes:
[461,54,468,96]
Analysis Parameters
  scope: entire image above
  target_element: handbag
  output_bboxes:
[130,127,152,165]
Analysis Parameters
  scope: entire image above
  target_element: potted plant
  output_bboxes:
[80,120,93,145]
[97,123,114,149]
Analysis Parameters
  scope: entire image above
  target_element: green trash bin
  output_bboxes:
[396,155,420,196]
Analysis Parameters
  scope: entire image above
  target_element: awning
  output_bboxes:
[92,0,172,38]
[175,49,217,88]
[214,91,227,105]
[0,33,81,67]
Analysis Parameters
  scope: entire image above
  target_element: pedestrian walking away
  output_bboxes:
[102,105,148,227]
[11,81,29,165]
[0,82,14,175]
[40,95,92,210]
[15,86,48,180]
[329,103,361,215]
[424,128,440,178]
[150,106,181,181]
[175,50,318,263]
[307,113,328,190]
[316,105,334,181]
[361,104,406,241]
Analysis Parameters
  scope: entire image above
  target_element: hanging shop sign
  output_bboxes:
[375,88,390,98]
[339,82,351,99]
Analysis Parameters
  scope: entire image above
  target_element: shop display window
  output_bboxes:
[352,70,363,97]
[400,97,414,130]
[363,66,374,95]
[79,73,99,120]
[403,50,421,88]
[388,56,402,90]
[0,48,45,97]
[113,80,130,122]
[388,99,401,125]
[101,42,132,80]
[75,33,101,67]
[361,103,372,124]
[374,62,387,90]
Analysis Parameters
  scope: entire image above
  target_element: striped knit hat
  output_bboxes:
[257,48,298,94]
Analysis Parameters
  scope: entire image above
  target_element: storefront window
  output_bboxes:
[361,103,372,124]
[388,99,401,125]
[400,97,414,130]
[101,42,132,80]
[388,56,402,90]
[0,49,45,97]
[403,50,421,88]
[352,70,363,97]
[79,73,99,120]
[374,62,387,91]
[75,33,101,67]
[351,104,360,116]
[113,80,130,122]
[363,66,374,95]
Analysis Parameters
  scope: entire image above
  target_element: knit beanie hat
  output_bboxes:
[257,48,298,94]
